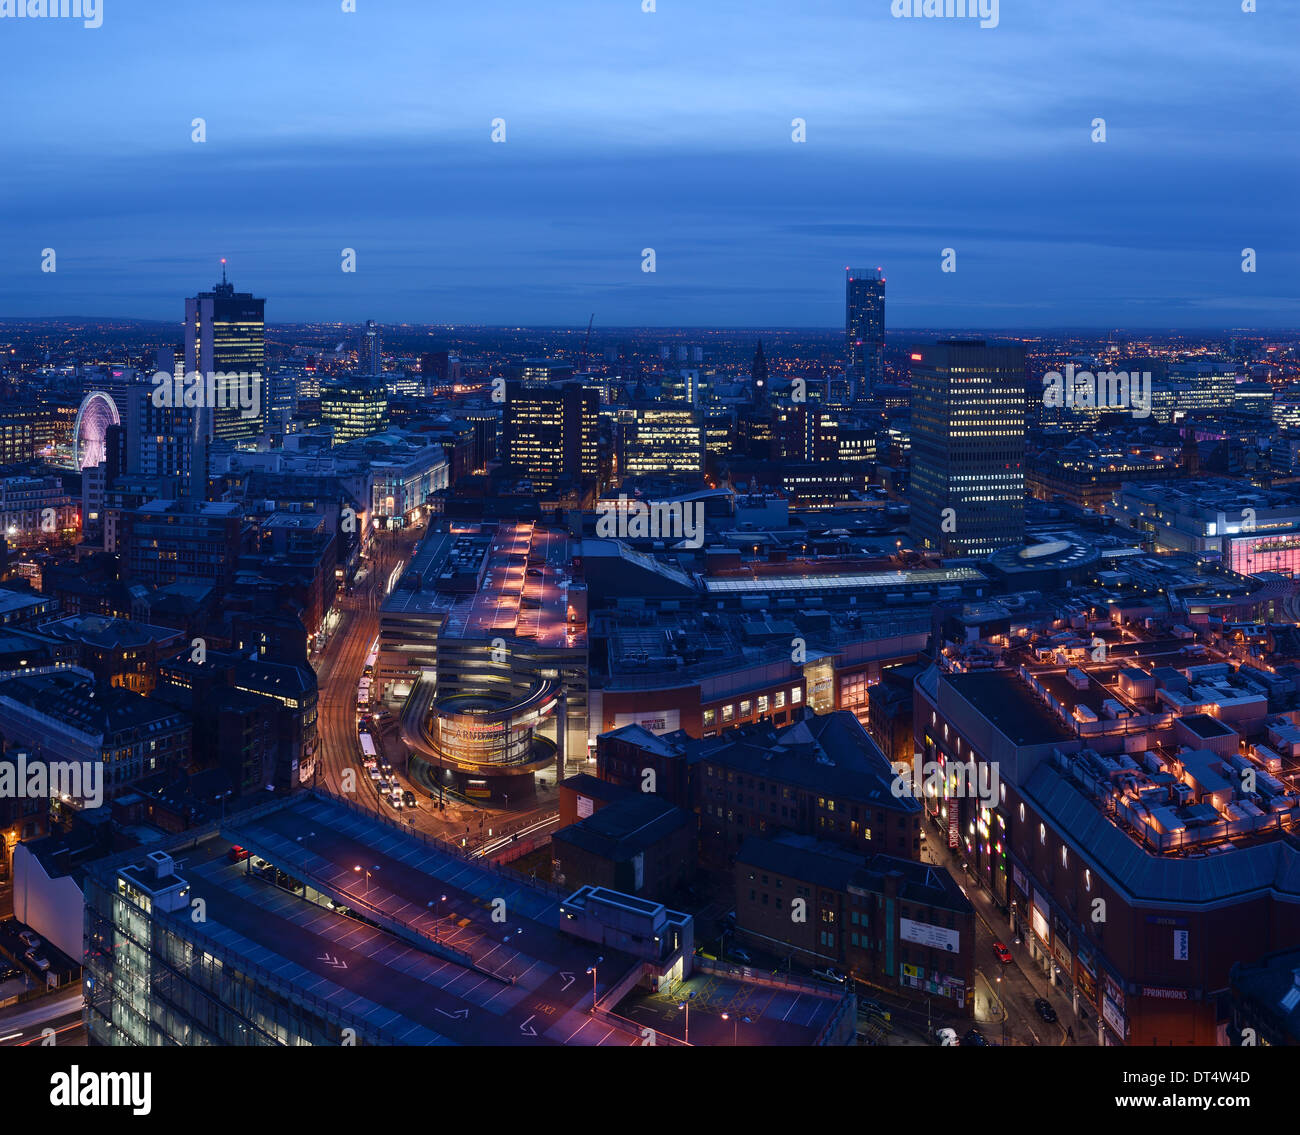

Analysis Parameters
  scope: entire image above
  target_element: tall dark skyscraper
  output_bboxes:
[845,266,885,401]
[184,264,267,445]
[751,340,768,406]
[360,320,382,375]
[908,339,1026,557]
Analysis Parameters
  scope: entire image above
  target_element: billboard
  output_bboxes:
[900,918,960,953]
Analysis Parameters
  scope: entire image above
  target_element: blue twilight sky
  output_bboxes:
[0,0,1295,328]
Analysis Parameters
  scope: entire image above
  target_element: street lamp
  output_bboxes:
[426,892,449,940]
[677,991,696,1044]
[353,864,380,894]
[586,957,604,1012]
[720,1012,751,1045]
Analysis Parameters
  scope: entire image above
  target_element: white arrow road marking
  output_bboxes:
[435,1008,469,1020]
[520,1014,538,1037]
[559,972,575,992]
[318,953,347,970]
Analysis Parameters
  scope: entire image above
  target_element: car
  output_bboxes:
[402,790,417,808]
[993,941,1012,964]
[934,1027,959,1046]
[30,957,50,973]
[379,760,393,774]
[18,930,40,948]
[859,997,888,1019]
[368,767,382,781]
[386,794,402,810]
[961,1027,989,1046]
[1033,998,1058,1024]
[377,779,391,793]
[228,845,251,863]
[728,948,753,964]
[814,967,847,984]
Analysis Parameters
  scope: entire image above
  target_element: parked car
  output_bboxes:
[992,941,1012,964]
[961,1027,989,1046]
[18,930,40,949]
[1033,998,1058,1024]
[859,998,888,1019]
[813,967,847,984]
[934,1027,959,1046]
[30,957,50,973]
[728,948,753,964]
[228,845,251,863]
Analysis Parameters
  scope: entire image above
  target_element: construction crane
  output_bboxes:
[578,313,594,373]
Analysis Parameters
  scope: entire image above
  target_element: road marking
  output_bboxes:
[520,1014,538,1037]
[317,953,347,970]
[435,1008,469,1020]
[559,971,575,992]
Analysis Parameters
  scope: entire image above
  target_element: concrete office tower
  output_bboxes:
[846,266,885,401]
[908,339,1027,557]
[502,381,598,494]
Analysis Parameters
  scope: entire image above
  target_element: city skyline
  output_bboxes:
[2,0,1299,1075]
[1,0,1295,326]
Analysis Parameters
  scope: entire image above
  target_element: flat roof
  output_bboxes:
[384,522,584,649]
[616,968,843,1046]
[946,671,1074,747]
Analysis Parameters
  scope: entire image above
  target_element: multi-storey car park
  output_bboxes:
[378,520,588,801]
[81,790,853,1046]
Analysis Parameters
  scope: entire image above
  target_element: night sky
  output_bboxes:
[1,0,1295,327]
